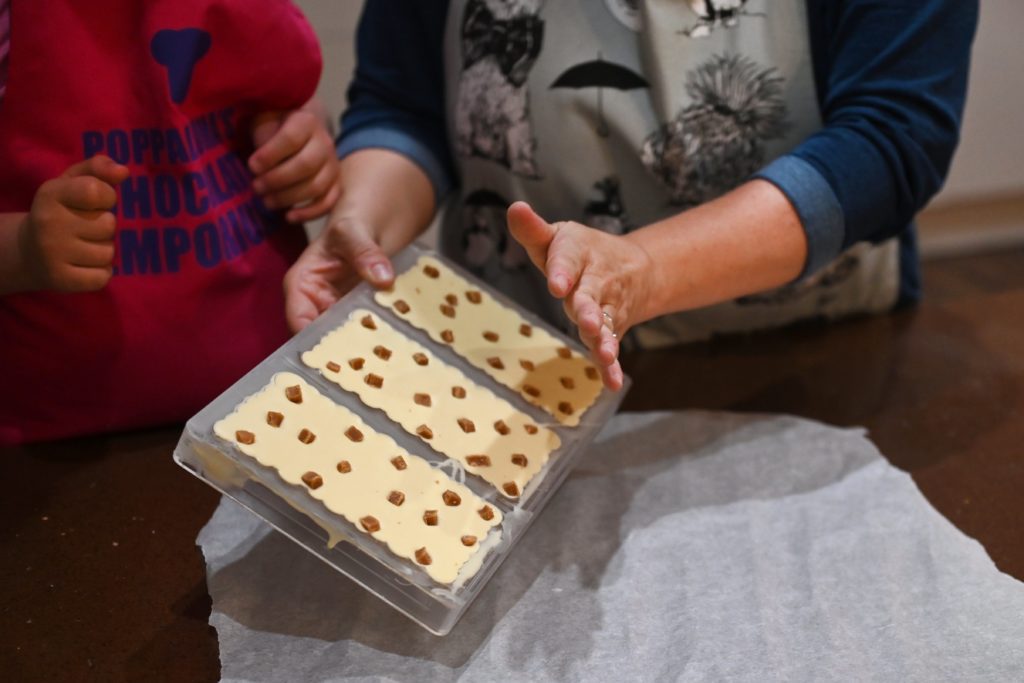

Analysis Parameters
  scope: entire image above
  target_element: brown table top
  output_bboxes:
[3,253,1023,682]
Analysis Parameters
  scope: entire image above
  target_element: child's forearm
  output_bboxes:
[0,213,33,296]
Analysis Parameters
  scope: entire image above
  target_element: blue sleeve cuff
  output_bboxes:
[753,155,845,279]
[337,125,453,203]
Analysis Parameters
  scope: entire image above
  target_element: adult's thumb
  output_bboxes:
[327,221,395,289]
[507,201,556,271]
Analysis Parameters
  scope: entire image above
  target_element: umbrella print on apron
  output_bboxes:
[550,53,649,138]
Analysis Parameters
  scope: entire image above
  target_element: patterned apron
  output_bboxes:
[438,0,898,347]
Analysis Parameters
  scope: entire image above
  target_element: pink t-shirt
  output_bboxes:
[0,0,8,102]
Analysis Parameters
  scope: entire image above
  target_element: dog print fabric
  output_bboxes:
[454,0,545,178]
[440,0,898,344]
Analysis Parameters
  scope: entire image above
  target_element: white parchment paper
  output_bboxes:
[198,412,1024,682]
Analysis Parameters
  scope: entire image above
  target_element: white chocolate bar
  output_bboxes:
[213,372,501,585]
[375,256,603,426]
[301,310,561,499]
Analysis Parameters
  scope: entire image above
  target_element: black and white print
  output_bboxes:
[603,0,642,32]
[550,55,649,138]
[454,0,545,178]
[460,189,529,272]
[641,54,788,207]
[584,177,632,235]
[680,0,763,38]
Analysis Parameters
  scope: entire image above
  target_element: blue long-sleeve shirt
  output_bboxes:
[338,0,978,302]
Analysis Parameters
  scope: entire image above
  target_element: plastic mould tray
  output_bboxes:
[173,242,629,634]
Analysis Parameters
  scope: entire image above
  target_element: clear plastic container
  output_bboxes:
[173,243,629,634]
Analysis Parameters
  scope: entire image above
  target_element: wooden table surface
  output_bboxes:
[2,251,1022,682]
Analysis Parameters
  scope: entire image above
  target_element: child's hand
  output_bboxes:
[19,155,130,293]
[248,107,341,224]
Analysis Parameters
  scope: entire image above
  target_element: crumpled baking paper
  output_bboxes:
[198,412,1024,682]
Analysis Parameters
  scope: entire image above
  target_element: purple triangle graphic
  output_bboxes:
[150,28,211,104]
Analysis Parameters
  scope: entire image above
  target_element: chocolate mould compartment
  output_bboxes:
[173,242,629,635]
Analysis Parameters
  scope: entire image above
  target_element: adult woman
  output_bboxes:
[285,0,977,390]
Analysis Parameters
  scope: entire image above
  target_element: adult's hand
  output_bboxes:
[508,180,809,391]
[506,201,655,391]
[282,149,437,333]
[283,211,395,333]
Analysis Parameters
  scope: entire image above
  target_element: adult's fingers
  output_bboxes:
[544,230,586,298]
[507,203,586,297]
[600,358,625,392]
[579,312,619,356]
[595,323,619,367]
[567,284,605,339]
[506,201,556,273]
[561,296,579,325]
[249,111,314,176]
[283,247,339,333]
[284,277,323,333]
[324,219,394,288]
[577,322,622,390]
